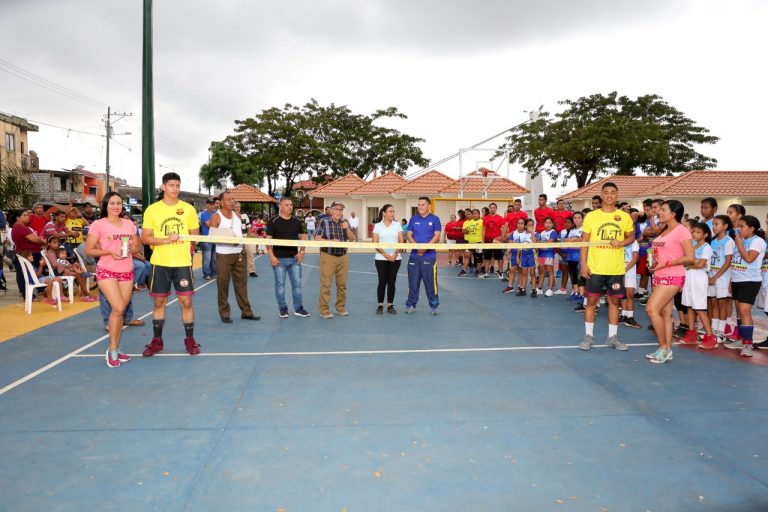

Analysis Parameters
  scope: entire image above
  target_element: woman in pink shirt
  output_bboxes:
[646,200,695,364]
[86,192,138,368]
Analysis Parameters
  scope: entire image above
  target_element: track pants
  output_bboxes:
[405,254,439,309]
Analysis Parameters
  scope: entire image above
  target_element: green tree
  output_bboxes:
[0,160,34,210]
[501,92,719,188]
[205,99,429,198]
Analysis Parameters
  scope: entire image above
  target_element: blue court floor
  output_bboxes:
[1,253,767,511]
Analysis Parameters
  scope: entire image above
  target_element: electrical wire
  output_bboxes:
[27,119,104,138]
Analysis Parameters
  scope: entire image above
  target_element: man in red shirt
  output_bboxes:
[29,203,48,236]
[444,211,465,266]
[551,199,573,232]
[534,194,555,233]
[504,199,528,232]
[480,202,504,279]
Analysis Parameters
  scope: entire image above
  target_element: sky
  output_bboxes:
[1,0,766,198]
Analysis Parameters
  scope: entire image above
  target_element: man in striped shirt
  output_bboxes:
[315,201,356,318]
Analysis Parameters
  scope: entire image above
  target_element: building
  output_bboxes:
[558,171,768,221]
[27,166,123,206]
[0,112,39,171]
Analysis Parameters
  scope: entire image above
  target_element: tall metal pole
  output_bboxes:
[105,106,111,194]
[142,0,155,209]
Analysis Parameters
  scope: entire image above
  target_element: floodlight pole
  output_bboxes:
[142,0,156,210]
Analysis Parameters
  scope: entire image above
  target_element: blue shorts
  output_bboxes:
[509,249,518,265]
[519,251,536,268]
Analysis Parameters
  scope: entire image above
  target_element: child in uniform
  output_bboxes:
[679,223,716,347]
[535,217,559,297]
[620,239,641,328]
[707,215,735,344]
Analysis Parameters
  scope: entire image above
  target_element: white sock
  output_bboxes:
[608,324,619,337]
[583,297,588,306]
[625,310,634,318]
[585,322,594,336]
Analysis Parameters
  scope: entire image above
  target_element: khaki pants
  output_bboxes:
[216,252,254,319]
[318,252,348,314]
[245,243,257,274]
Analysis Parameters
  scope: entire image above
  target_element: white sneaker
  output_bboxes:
[544,289,554,297]
[536,288,543,295]
[740,344,753,357]
[553,288,567,295]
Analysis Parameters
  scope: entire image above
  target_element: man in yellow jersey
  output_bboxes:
[579,182,635,352]
[140,172,201,356]
[458,208,483,277]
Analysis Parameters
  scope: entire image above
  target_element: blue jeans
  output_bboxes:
[99,290,135,325]
[307,229,315,240]
[133,259,150,285]
[272,257,303,310]
[199,242,217,277]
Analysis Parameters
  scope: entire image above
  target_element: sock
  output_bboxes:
[625,310,634,318]
[608,323,618,337]
[585,322,594,336]
[739,325,754,344]
[184,322,195,338]
[152,319,165,338]
[583,297,588,306]
[715,319,724,333]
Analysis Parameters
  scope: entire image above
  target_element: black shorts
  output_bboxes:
[483,248,504,260]
[586,274,625,298]
[731,281,761,305]
[149,265,195,297]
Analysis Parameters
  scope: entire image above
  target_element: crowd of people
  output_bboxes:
[2,175,766,368]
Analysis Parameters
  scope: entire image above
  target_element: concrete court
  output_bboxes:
[0,252,767,512]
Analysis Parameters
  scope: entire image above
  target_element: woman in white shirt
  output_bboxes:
[372,204,403,314]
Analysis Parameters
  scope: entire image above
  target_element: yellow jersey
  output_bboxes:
[142,199,200,267]
[582,208,633,275]
[463,219,483,244]
[66,217,86,244]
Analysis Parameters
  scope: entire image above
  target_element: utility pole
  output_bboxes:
[104,107,132,194]
[142,0,156,210]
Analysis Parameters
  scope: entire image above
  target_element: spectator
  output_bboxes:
[349,212,359,241]
[198,197,218,280]
[29,203,48,236]
[305,212,316,240]
[405,197,442,314]
[315,201,355,318]
[10,210,46,299]
[266,197,310,318]
[372,204,403,314]
[43,210,76,257]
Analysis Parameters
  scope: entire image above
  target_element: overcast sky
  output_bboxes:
[2,0,765,197]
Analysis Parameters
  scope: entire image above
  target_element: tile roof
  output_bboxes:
[650,170,768,197]
[294,176,332,190]
[310,174,366,198]
[227,184,277,203]
[348,172,408,196]
[392,169,457,195]
[439,169,528,195]
[558,175,673,201]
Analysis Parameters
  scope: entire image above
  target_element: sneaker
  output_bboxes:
[335,309,349,316]
[724,340,744,350]
[753,338,768,350]
[202,275,213,281]
[648,348,673,364]
[606,335,628,351]
[544,289,554,297]
[740,344,754,357]
[142,337,164,357]
[638,296,649,306]
[599,296,606,305]
[579,334,594,351]
[502,286,515,294]
[294,308,311,318]
[515,288,526,297]
[80,296,96,303]
[530,289,538,298]
[497,272,505,280]
[618,315,627,324]
[679,330,699,345]
[387,305,397,314]
[623,317,642,329]
[479,272,489,279]
[106,350,120,368]
[458,269,467,277]
[404,306,416,314]
[430,307,440,315]
[554,288,567,295]
[724,324,734,336]
[573,304,586,313]
[184,336,201,355]
[249,272,258,278]
[376,305,384,315]
[672,324,689,339]
[726,330,743,342]
[320,311,334,319]
[279,308,289,318]
[645,348,674,361]
[117,350,131,363]
[698,334,718,350]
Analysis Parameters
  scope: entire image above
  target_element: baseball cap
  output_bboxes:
[330,201,345,208]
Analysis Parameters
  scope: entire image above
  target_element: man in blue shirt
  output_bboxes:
[198,197,218,280]
[405,196,442,314]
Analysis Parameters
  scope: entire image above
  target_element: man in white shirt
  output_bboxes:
[305,213,316,240]
[348,212,360,241]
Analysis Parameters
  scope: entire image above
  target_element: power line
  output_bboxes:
[0,58,109,110]
[27,118,104,138]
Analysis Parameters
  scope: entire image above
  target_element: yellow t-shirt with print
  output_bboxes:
[463,219,483,244]
[582,208,633,275]
[142,199,200,267]
[66,217,86,244]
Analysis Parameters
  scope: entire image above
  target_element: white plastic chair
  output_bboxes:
[40,253,75,304]
[17,255,62,314]
[74,248,95,291]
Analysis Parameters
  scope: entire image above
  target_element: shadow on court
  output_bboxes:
[0,253,767,511]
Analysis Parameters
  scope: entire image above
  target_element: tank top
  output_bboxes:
[215,211,243,254]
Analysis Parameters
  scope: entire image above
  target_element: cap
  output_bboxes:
[206,197,216,204]
[330,201,345,208]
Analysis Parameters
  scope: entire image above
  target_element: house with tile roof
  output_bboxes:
[558,171,768,221]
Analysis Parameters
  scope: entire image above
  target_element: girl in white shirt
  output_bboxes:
[372,204,404,315]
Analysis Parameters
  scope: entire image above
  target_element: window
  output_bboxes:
[20,141,25,154]
[4,133,15,152]
[411,206,418,218]
[89,186,97,196]
[59,177,67,191]
[367,206,379,225]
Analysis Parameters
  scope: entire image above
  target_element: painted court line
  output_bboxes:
[0,278,219,397]
[71,343,660,358]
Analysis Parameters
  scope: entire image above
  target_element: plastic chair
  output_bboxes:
[40,253,75,304]
[74,249,94,291]
[17,255,62,314]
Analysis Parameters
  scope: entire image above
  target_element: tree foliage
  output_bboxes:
[200,99,429,198]
[0,160,34,210]
[500,92,719,188]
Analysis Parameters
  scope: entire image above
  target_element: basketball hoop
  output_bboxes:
[482,169,489,178]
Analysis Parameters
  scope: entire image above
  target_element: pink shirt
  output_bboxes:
[88,218,136,273]
[652,223,692,278]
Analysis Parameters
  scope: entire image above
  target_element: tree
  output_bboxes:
[500,92,719,188]
[204,99,429,198]
[0,160,34,210]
